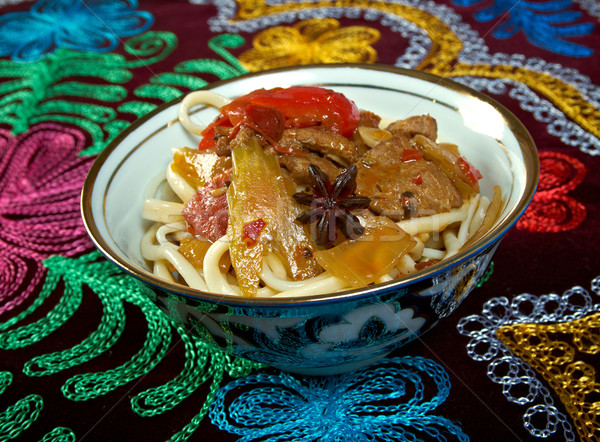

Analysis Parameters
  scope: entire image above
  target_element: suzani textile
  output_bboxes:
[0,0,599,441]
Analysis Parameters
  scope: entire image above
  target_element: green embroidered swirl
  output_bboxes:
[40,427,76,442]
[123,31,179,68]
[128,33,249,115]
[0,31,178,156]
[0,371,12,395]
[0,394,43,440]
[0,251,262,440]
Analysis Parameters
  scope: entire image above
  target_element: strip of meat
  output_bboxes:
[278,127,361,165]
[278,153,340,186]
[358,110,381,128]
[355,134,462,221]
[386,115,437,141]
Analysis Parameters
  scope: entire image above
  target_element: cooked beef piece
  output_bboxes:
[214,126,233,157]
[278,127,361,165]
[278,153,340,186]
[355,135,462,221]
[386,115,437,141]
[358,110,381,129]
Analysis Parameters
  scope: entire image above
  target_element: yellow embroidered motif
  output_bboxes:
[496,312,600,441]
[229,0,600,141]
[239,18,380,71]
[445,63,600,142]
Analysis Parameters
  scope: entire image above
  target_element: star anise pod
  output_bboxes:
[293,164,371,246]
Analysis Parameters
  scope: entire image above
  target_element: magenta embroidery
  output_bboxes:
[0,124,94,316]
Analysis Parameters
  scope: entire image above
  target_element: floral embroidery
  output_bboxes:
[457,276,600,440]
[0,0,153,62]
[238,18,380,71]
[0,124,93,315]
[452,0,594,57]
[205,0,600,154]
[209,356,468,441]
[517,151,587,232]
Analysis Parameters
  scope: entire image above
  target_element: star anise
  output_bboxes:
[293,164,371,246]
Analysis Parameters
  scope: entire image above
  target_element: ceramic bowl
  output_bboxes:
[81,64,539,375]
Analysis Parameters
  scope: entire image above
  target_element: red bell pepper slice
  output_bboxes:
[198,86,360,151]
[458,156,483,184]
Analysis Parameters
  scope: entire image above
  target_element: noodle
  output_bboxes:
[178,91,232,135]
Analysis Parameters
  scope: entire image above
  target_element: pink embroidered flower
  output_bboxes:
[0,124,95,316]
[517,151,587,233]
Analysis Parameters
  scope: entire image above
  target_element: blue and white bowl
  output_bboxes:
[81,64,539,375]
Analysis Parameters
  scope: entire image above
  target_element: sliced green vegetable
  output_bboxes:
[227,132,321,296]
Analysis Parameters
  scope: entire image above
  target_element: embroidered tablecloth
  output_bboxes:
[0,0,599,441]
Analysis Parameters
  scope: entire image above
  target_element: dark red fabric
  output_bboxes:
[0,0,598,441]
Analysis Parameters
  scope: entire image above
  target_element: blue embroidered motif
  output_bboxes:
[209,356,469,441]
[452,0,594,57]
[0,0,153,62]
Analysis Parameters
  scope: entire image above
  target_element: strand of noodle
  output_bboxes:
[456,196,480,246]
[204,236,240,296]
[397,254,417,275]
[469,196,490,237]
[408,236,425,261]
[153,260,176,283]
[443,196,479,258]
[264,253,287,279]
[260,257,330,292]
[179,91,232,135]
[141,223,208,290]
[172,231,192,242]
[144,172,167,199]
[257,286,277,297]
[155,222,209,290]
[140,224,163,261]
[142,198,185,223]
[271,275,348,298]
[156,222,187,248]
[161,247,208,291]
[442,227,460,258]
[166,164,195,203]
[396,202,469,236]
[421,248,446,260]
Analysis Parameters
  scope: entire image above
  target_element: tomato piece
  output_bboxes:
[198,114,230,150]
[242,104,285,143]
[241,218,266,248]
[220,86,360,139]
[401,148,424,162]
[198,127,216,150]
[458,156,483,184]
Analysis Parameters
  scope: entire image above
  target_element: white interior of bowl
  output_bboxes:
[85,65,534,296]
